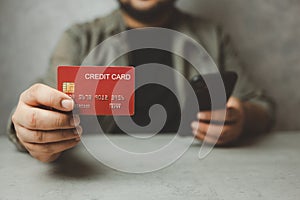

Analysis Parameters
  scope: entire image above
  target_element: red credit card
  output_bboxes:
[57,66,135,115]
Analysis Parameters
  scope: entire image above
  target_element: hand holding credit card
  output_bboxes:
[57,66,135,116]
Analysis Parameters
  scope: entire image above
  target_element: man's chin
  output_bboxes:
[118,0,175,24]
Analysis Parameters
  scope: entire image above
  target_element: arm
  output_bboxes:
[7,27,84,162]
[191,26,275,145]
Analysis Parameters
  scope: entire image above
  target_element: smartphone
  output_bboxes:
[190,71,238,111]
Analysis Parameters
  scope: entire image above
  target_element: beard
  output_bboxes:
[118,0,175,24]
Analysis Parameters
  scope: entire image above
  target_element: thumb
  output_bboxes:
[21,83,74,112]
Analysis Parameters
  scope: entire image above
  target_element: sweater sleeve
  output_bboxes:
[217,27,276,129]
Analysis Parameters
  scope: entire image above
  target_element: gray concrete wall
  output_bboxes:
[0,0,299,133]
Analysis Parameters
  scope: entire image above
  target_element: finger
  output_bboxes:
[191,121,231,140]
[29,152,61,163]
[226,96,241,108]
[17,104,80,130]
[193,130,229,146]
[197,110,226,122]
[24,138,80,155]
[198,122,223,138]
[192,127,230,146]
[192,128,218,144]
[197,108,238,123]
[16,126,82,144]
[20,83,74,112]
[191,121,239,146]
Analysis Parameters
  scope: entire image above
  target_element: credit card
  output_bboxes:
[57,66,135,115]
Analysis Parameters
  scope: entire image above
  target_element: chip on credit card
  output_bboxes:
[57,66,135,115]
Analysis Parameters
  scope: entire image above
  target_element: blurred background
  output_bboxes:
[0,0,299,134]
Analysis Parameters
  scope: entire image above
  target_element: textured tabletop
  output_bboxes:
[0,132,299,200]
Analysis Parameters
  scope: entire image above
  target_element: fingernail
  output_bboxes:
[73,126,83,135]
[191,122,198,129]
[192,130,197,136]
[70,115,80,126]
[197,112,203,119]
[62,99,73,109]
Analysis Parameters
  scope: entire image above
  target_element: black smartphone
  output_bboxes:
[190,71,238,111]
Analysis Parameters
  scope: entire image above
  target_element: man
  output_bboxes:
[8,0,274,163]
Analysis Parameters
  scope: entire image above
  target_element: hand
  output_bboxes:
[191,97,245,146]
[12,84,82,162]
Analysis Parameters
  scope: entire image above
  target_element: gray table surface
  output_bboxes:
[0,132,299,200]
